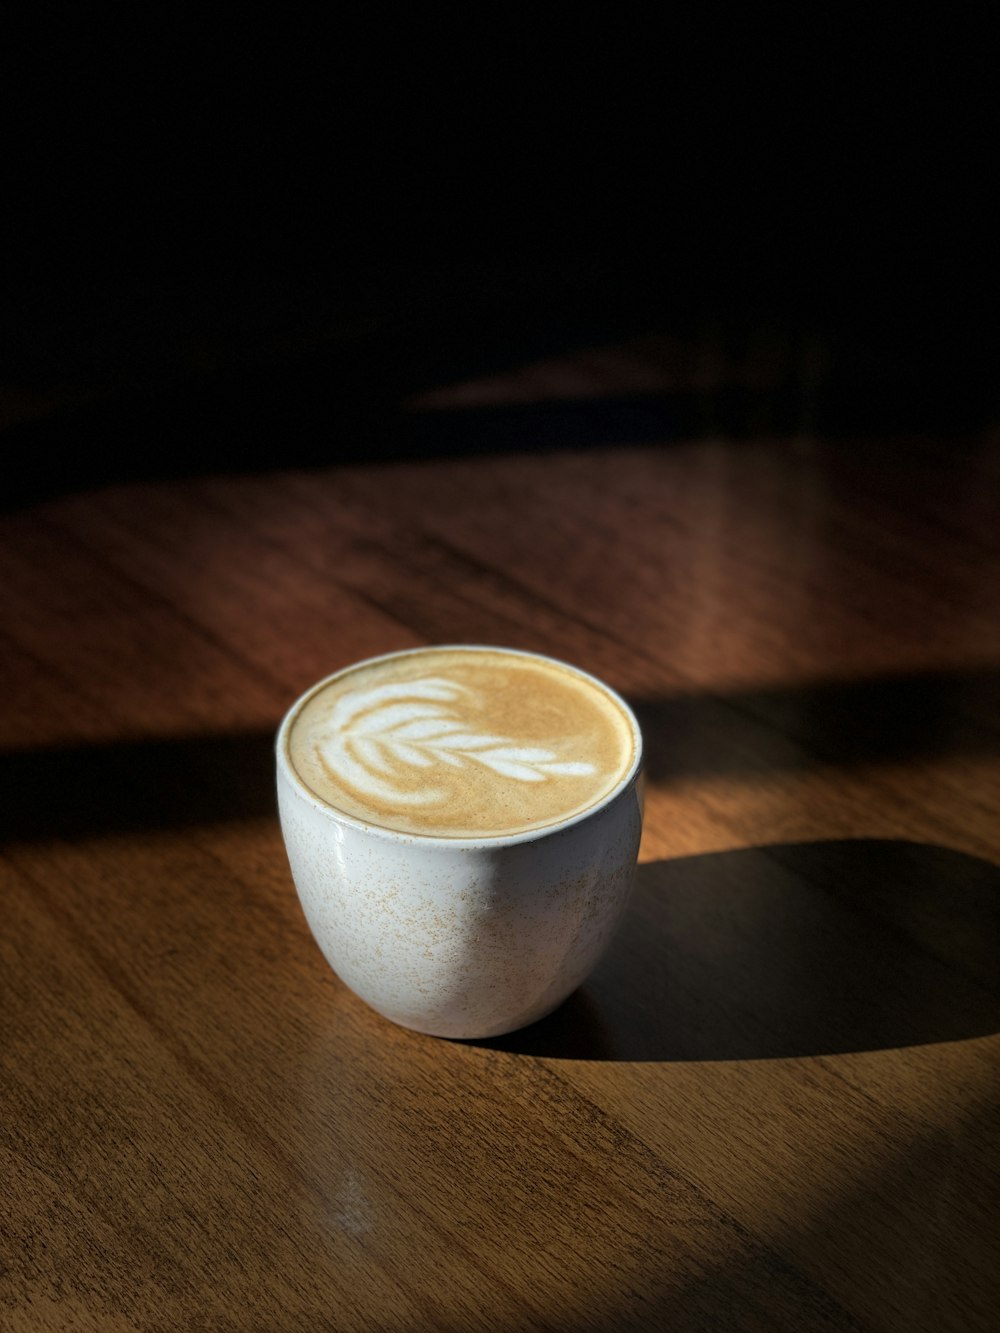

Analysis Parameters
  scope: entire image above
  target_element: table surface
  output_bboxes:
[3,338,1000,1331]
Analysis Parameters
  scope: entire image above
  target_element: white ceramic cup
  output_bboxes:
[276,646,643,1039]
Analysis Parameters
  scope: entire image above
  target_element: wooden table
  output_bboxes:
[3,355,999,1330]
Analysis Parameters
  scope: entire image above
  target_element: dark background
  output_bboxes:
[2,12,996,498]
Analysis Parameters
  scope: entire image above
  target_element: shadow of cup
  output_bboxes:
[472,839,1000,1061]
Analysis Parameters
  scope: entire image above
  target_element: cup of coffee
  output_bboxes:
[276,645,643,1038]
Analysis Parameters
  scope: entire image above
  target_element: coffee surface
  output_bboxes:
[286,648,637,837]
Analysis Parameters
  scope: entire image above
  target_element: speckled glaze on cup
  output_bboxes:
[276,646,643,1039]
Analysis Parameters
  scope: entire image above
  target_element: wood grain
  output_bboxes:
[2,379,999,1330]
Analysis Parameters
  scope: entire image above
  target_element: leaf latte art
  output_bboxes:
[315,676,596,806]
[286,647,637,838]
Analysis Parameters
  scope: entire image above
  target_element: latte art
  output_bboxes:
[286,647,637,837]
[317,675,596,805]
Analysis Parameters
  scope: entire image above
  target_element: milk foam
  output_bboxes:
[286,647,637,838]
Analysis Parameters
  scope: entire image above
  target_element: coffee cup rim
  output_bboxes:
[275,644,643,848]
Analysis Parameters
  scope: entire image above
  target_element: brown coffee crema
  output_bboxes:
[286,647,637,838]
